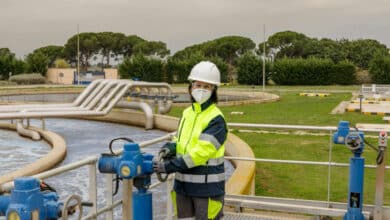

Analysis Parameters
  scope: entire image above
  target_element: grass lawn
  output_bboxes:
[167,86,389,205]
[169,90,383,126]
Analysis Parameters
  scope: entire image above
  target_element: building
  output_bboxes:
[46,68,118,84]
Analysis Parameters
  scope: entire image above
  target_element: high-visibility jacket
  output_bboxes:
[164,100,227,197]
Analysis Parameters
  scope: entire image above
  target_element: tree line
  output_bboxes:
[1,30,390,84]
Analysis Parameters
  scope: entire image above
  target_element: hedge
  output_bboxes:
[9,73,46,84]
[237,52,271,85]
[272,58,356,85]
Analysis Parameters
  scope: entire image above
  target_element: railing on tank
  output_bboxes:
[0,133,175,220]
[225,122,389,220]
[1,123,389,219]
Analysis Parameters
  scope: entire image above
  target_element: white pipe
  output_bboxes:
[16,120,41,140]
[157,100,173,114]
[0,80,173,121]
[81,81,116,108]
[0,80,103,111]
[85,81,122,110]
[116,101,154,129]
[96,83,127,111]
[72,79,103,106]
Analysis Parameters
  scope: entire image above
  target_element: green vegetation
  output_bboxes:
[168,86,388,204]
[169,90,382,125]
[9,73,46,85]
[237,132,390,204]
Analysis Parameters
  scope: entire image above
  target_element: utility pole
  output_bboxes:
[77,24,80,85]
[262,24,266,91]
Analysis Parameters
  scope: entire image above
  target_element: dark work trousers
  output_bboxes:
[176,193,224,220]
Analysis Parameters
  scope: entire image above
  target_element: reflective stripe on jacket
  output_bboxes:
[164,100,227,197]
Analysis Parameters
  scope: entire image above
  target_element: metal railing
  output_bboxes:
[226,122,389,219]
[1,122,388,219]
[361,84,390,99]
[0,132,174,220]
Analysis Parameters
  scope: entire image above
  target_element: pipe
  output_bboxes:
[16,119,41,140]
[115,101,154,129]
[0,80,103,111]
[96,83,127,111]
[81,81,116,108]
[157,100,173,114]
[0,80,173,120]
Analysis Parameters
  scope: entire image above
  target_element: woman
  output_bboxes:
[153,61,228,220]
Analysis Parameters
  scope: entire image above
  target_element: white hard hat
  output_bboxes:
[188,61,221,86]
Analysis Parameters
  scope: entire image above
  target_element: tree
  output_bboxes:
[0,48,26,79]
[261,31,309,59]
[54,58,70,68]
[205,36,256,65]
[96,32,126,67]
[97,32,115,68]
[121,35,145,58]
[64,32,99,70]
[133,41,170,58]
[171,44,206,60]
[345,39,388,69]
[33,45,64,67]
[172,36,254,82]
[119,55,164,82]
[26,51,49,76]
[369,55,390,83]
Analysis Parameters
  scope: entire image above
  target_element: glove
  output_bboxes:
[159,142,176,159]
[153,158,166,173]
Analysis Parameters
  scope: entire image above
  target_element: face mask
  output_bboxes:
[191,89,211,104]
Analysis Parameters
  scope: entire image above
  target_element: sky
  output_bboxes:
[1,0,390,58]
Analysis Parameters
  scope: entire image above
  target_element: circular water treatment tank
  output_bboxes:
[0,130,50,175]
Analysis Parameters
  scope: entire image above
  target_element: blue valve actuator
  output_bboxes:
[333,121,350,144]
[3,177,62,220]
[98,142,154,179]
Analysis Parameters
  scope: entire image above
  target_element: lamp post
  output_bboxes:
[77,24,80,85]
[262,24,266,91]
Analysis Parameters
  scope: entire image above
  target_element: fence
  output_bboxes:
[361,84,390,99]
[1,122,388,219]
[226,123,390,219]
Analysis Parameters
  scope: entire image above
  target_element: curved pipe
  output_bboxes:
[16,120,41,140]
[0,124,67,185]
[115,101,154,129]
[157,100,173,114]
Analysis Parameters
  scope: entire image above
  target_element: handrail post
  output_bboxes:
[88,163,98,219]
[374,147,386,220]
[105,174,114,220]
[166,175,174,220]
[327,129,333,207]
[122,179,133,220]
